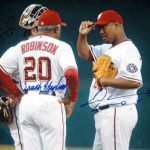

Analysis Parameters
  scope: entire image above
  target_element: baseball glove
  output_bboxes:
[93,55,118,80]
[0,97,13,124]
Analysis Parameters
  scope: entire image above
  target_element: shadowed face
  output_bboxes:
[97,22,118,44]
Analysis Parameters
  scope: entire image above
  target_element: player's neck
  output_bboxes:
[38,32,59,39]
[112,34,129,47]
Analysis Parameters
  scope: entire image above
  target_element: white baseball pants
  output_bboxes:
[92,104,138,150]
[19,93,66,150]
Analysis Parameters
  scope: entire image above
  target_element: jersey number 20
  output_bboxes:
[24,56,51,81]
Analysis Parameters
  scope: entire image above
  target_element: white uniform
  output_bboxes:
[88,40,142,150]
[0,35,77,150]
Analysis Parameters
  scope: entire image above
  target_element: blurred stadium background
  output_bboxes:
[0,0,150,149]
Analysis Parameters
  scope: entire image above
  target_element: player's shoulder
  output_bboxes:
[92,43,112,50]
[101,43,112,49]
[126,40,138,49]
[91,43,112,53]
[121,40,140,54]
[55,38,71,48]
[118,40,136,48]
[5,39,28,50]
[115,40,141,60]
[5,42,23,53]
[54,38,71,48]
[51,37,73,51]
[37,35,72,49]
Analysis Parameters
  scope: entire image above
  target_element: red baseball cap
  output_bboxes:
[95,10,123,26]
[37,9,67,26]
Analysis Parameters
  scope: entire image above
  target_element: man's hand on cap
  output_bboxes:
[79,21,94,35]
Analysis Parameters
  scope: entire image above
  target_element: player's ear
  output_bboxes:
[54,25,61,34]
[114,22,120,29]
[112,22,117,31]
[31,27,38,35]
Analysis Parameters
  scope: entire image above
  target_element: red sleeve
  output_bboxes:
[64,68,79,102]
[0,67,22,97]
[88,50,94,62]
[88,45,96,62]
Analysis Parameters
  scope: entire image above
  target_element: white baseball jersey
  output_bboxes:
[0,35,77,97]
[88,40,142,110]
[0,35,77,150]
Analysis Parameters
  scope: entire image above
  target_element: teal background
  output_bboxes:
[0,0,150,148]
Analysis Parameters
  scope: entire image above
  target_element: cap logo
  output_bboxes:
[97,13,102,20]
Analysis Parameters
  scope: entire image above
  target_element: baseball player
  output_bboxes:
[0,8,78,150]
[0,4,48,150]
[77,10,142,150]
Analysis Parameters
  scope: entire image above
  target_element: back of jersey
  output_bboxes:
[17,35,77,98]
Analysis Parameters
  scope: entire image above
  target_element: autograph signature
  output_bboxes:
[80,87,150,109]
[0,16,16,45]
[23,76,67,93]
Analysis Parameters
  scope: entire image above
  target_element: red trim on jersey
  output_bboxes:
[14,106,23,150]
[60,104,65,150]
[0,65,9,75]
[88,46,96,62]
[64,68,78,102]
[0,67,22,97]
[122,75,141,82]
[114,108,117,150]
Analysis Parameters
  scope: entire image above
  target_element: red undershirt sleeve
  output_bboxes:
[64,68,79,102]
[0,67,22,97]
[88,50,94,62]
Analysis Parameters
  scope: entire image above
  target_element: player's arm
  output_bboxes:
[64,68,79,102]
[98,49,143,89]
[77,34,90,60]
[99,77,141,89]
[0,85,13,96]
[60,68,79,118]
[77,21,94,60]
[59,43,79,117]
[0,67,22,104]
